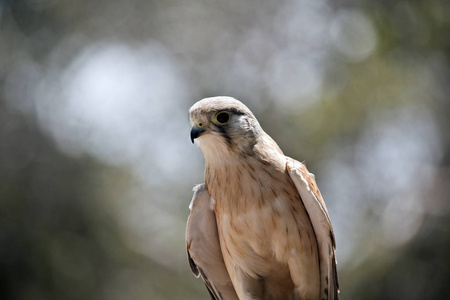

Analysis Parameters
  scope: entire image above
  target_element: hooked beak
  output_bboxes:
[190,125,206,143]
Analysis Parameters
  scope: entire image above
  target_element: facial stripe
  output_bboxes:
[217,125,233,148]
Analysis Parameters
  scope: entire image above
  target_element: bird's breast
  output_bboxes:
[206,159,318,277]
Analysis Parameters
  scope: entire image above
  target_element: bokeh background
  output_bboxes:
[1,0,449,299]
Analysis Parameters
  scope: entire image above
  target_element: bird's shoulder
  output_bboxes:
[286,159,322,199]
[286,157,331,226]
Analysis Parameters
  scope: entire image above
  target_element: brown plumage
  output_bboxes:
[186,96,339,300]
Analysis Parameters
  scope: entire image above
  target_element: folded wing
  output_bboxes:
[186,184,239,300]
[287,158,340,300]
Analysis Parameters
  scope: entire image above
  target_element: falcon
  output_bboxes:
[186,96,339,300]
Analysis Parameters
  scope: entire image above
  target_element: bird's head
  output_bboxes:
[189,96,262,160]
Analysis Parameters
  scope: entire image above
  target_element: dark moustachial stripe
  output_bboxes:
[217,125,233,148]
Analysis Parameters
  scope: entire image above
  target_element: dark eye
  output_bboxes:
[214,111,230,125]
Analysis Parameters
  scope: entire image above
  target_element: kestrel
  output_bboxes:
[186,96,339,300]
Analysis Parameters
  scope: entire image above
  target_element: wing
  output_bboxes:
[286,157,340,300]
[186,184,239,300]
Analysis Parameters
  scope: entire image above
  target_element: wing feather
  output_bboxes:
[286,158,340,300]
[186,184,239,300]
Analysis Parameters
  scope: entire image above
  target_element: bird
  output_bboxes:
[186,96,339,300]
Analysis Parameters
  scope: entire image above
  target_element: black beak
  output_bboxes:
[190,126,206,143]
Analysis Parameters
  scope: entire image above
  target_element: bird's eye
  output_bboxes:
[214,111,230,125]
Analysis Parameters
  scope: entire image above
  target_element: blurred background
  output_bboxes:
[0,0,449,299]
